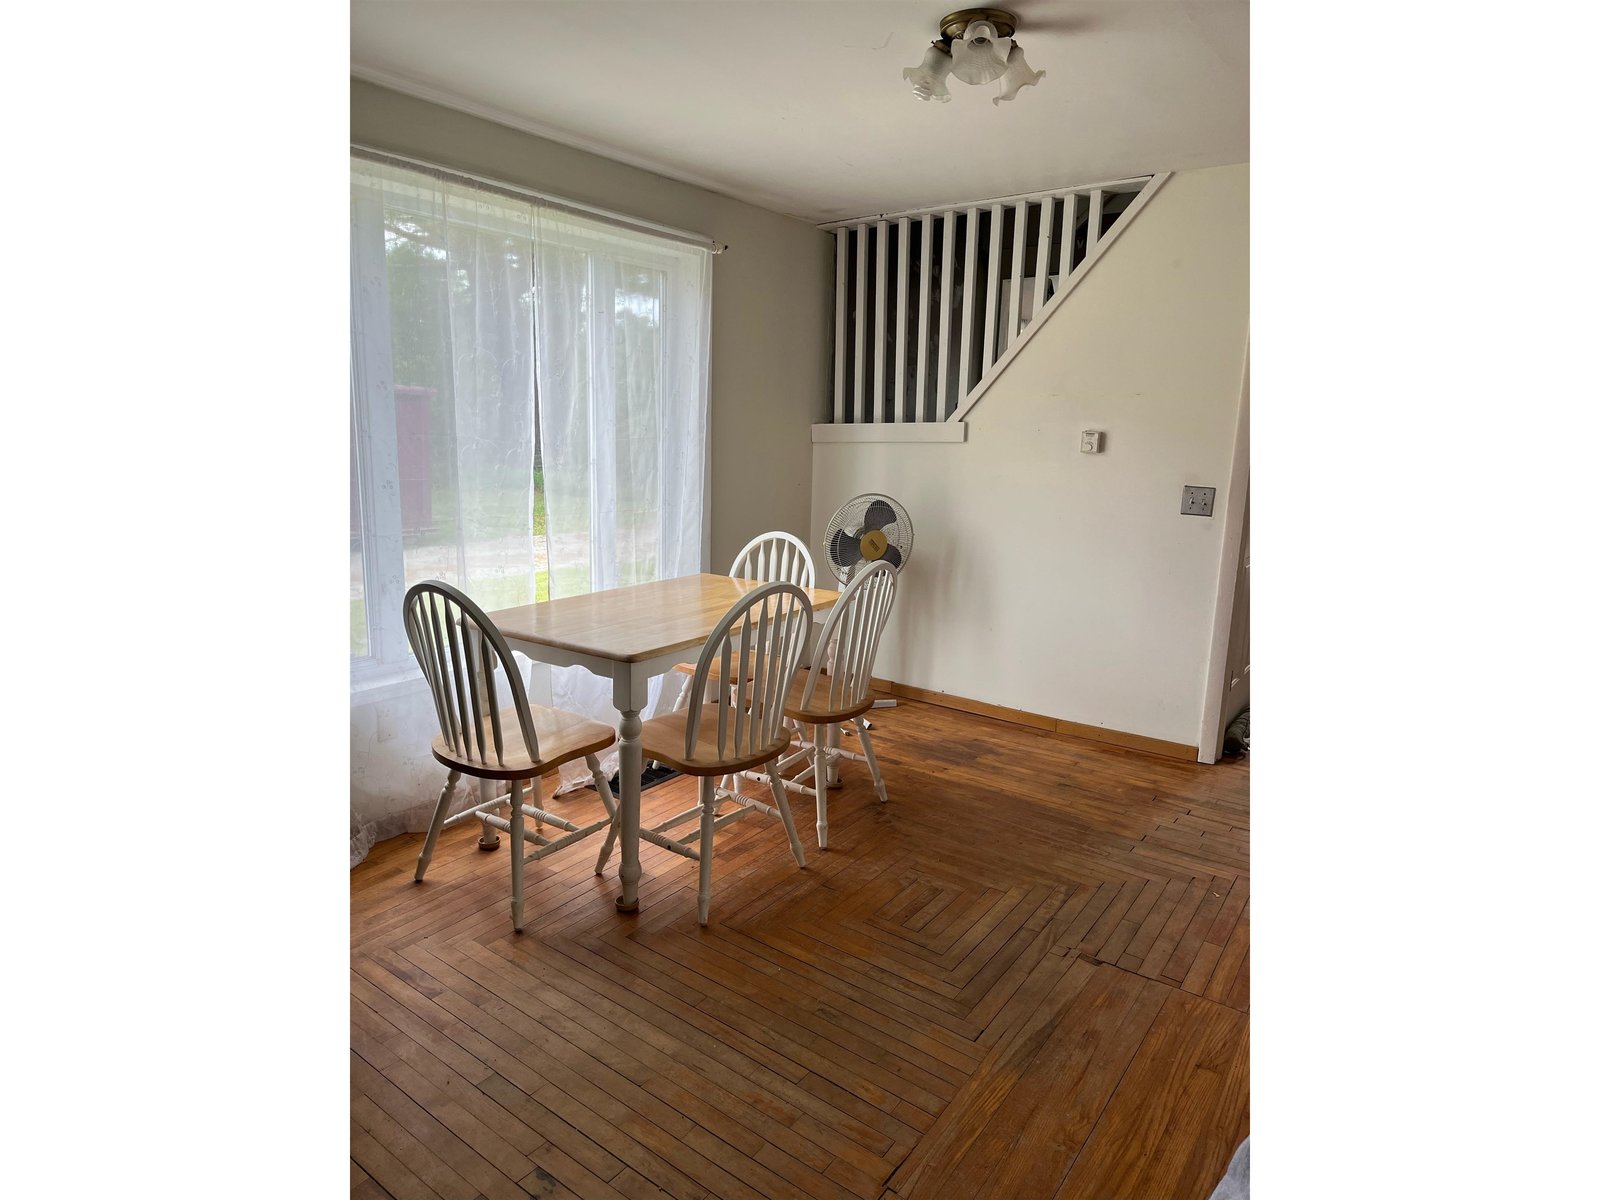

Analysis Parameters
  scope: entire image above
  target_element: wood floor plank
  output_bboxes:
[352,1050,532,1200]
[1053,990,1249,1200]
[1158,877,1235,984]
[885,957,1100,1198]
[352,698,1248,1200]
[941,969,1171,1200]
[352,1126,445,1200]
[446,938,861,1200]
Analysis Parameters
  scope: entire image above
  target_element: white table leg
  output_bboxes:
[612,665,649,913]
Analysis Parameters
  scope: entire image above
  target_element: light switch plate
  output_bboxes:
[1181,485,1216,517]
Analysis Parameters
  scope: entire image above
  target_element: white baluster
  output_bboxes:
[916,214,933,422]
[894,216,909,422]
[984,203,1003,374]
[1034,195,1056,322]
[1008,201,1028,345]
[937,212,955,419]
[853,223,866,421]
[958,207,978,401]
[873,219,887,422]
[833,229,846,424]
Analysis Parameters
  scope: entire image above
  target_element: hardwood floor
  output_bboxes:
[351,699,1250,1200]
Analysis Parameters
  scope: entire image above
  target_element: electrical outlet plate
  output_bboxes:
[1181,485,1216,517]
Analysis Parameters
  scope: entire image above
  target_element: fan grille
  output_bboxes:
[823,493,914,584]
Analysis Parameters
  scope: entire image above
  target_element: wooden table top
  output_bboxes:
[488,573,841,664]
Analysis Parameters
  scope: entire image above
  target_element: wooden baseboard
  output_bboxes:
[871,679,1200,762]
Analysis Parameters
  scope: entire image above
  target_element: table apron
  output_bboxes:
[503,623,828,689]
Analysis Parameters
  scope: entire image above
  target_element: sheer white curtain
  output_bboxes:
[349,154,711,865]
[533,207,711,773]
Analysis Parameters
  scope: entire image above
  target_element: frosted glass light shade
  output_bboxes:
[993,44,1045,104]
[949,20,1012,85]
[903,44,954,102]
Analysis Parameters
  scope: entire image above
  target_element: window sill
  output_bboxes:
[350,654,550,708]
[350,660,427,706]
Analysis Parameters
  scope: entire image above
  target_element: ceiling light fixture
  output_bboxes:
[903,8,1044,105]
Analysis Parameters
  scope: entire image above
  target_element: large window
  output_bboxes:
[349,154,711,680]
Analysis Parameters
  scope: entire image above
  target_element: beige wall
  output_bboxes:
[351,78,833,569]
[810,165,1250,750]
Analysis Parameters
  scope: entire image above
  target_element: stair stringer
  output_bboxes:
[950,172,1172,423]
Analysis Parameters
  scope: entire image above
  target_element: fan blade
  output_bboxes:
[1013,14,1102,35]
[861,499,897,532]
[880,545,903,570]
[829,528,862,567]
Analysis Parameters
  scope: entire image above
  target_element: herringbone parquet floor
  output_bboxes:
[351,699,1249,1200]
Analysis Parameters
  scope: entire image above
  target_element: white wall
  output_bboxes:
[810,165,1249,750]
[350,79,833,862]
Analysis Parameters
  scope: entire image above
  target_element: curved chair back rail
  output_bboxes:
[403,579,539,771]
[684,581,814,764]
[729,530,816,589]
[801,559,899,716]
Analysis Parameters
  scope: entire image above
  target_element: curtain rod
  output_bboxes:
[351,144,727,254]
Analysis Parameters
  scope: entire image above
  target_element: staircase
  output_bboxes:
[815,173,1169,441]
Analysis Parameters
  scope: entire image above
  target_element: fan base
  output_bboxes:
[940,8,1018,41]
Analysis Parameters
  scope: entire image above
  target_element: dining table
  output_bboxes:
[486,572,840,913]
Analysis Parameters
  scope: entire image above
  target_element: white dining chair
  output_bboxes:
[404,580,619,933]
[777,560,898,849]
[668,530,815,712]
[626,582,813,925]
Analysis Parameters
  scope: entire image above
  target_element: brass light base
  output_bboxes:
[940,8,1018,41]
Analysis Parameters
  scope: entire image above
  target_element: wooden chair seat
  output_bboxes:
[783,668,875,725]
[431,704,616,781]
[669,656,756,682]
[639,706,789,777]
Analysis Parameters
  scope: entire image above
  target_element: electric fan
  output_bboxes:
[824,494,913,584]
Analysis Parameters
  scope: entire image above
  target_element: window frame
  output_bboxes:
[349,149,715,689]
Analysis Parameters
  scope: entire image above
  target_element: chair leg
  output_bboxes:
[856,717,888,803]
[509,777,526,933]
[474,779,502,850]
[651,677,689,771]
[588,753,619,876]
[525,778,544,839]
[813,725,830,850]
[697,775,716,926]
[767,761,806,869]
[415,769,461,882]
[595,820,618,876]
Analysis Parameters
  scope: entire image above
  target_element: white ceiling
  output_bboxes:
[351,1,1249,224]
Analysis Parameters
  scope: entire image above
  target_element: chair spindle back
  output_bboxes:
[403,580,538,771]
[685,582,813,764]
[802,560,898,714]
[730,530,815,589]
